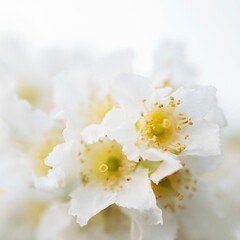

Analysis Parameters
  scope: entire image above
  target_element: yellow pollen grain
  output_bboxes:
[184,134,189,139]
[99,163,108,173]
[176,125,182,130]
[162,118,171,129]
[177,194,184,201]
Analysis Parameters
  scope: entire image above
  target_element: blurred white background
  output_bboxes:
[0,0,239,131]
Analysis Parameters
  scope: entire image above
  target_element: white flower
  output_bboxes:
[52,50,134,141]
[97,74,221,186]
[152,41,196,89]
[0,90,64,190]
[47,129,162,227]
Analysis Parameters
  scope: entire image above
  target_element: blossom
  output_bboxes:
[152,41,196,89]
[52,50,134,141]
[0,39,88,112]
[47,129,162,227]
[94,74,221,185]
[0,89,64,191]
[0,189,52,240]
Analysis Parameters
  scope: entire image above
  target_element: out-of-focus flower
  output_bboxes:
[152,41,196,89]
[0,89,64,191]
[0,189,53,240]
[37,203,131,240]
[47,131,162,226]
[0,39,90,112]
[52,50,134,140]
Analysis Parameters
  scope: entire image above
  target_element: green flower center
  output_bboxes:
[79,138,137,190]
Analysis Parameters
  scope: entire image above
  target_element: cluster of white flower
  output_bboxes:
[0,40,230,240]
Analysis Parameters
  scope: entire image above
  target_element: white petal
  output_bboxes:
[150,160,182,184]
[140,148,182,184]
[102,108,126,129]
[116,168,160,220]
[69,184,117,226]
[130,211,177,240]
[141,148,176,162]
[148,87,173,107]
[172,86,217,121]
[33,168,65,191]
[104,117,139,161]
[81,124,107,144]
[45,143,81,185]
[182,120,221,156]
[36,203,72,240]
[179,181,223,239]
[205,105,227,128]
[112,74,154,119]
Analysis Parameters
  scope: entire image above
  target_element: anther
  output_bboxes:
[99,164,108,173]
[184,134,189,139]
[162,118,171,128]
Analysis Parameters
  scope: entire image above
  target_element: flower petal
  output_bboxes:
[172,86,217,121]
[112,74,154,119]
[81,124,107,144]
[150,160,182,184]
[116,168,161,224]
[140,148,182,184]
[69,184,117,226]
[130,211,177,240]
[205,105,227,128]
[182,120,221,156]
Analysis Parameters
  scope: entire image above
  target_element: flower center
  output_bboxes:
[86,94,115,124]
[17,81,40,105]
[32,128,64,176]
[136,97,193,154]
[79,138,136,190]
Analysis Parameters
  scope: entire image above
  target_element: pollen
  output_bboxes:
[162,118,171,129]
[99,163,108,173]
